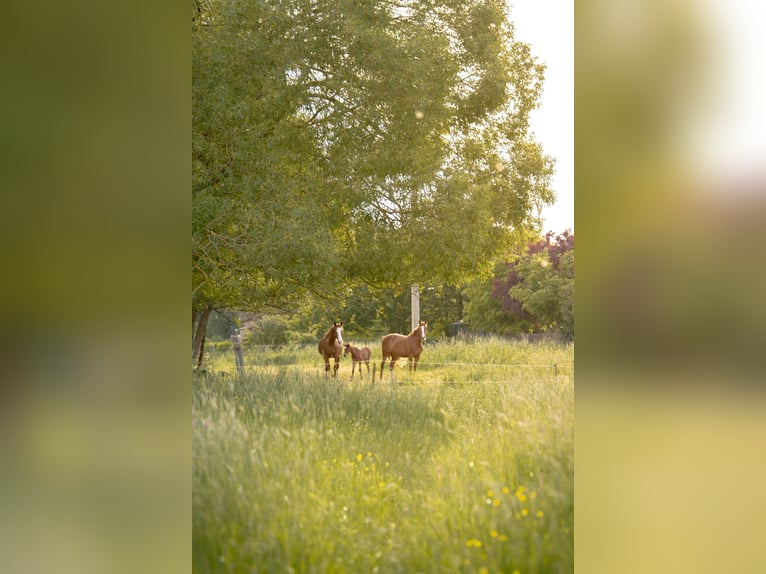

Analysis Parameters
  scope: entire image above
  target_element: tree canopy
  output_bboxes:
[192,0,554,325]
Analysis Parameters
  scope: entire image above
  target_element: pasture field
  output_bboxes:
[193,339,573,573]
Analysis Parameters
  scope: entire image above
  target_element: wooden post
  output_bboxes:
[231,331,244,375]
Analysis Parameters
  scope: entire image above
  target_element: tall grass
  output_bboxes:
[193,340,573,573]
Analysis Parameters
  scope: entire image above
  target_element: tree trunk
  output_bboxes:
[192,304,213,368]
[197,335,206,370]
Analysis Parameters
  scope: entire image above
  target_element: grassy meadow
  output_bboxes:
[193,338,573,573]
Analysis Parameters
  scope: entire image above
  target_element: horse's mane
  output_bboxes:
[323,323,341,342]
[406,322,426,337]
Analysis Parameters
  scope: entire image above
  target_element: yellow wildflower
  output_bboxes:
[537,511,544,518]
[487,490,494,498]
[466,538,482,548]
[493,499,501,507]
[490,530,498,538]
[356,454,363,462]
[521,509,528,516]
[502,486,510,495]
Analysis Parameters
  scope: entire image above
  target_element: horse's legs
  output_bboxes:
[413,354,420,371]
[351,360,356,380]
[364,361,370,378]
[333,355,340,378]
[323,354,331,377]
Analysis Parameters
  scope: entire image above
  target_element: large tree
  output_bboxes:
[192,0,554,361]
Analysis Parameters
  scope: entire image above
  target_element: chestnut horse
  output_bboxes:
[379,320,427,381]
[343,343,371,380]
[318,321,344,377]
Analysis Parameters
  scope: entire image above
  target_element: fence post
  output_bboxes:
[231,331,245,375]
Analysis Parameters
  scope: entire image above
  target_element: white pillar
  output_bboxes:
[411,284,420,332]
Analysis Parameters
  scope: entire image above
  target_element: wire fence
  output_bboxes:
[198,338,574,382]
[196,354,574,383]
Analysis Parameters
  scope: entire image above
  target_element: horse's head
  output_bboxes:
[343,343,351,357]
[419,320,428,342]
[333,321,344,345]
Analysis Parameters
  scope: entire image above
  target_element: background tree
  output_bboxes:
[462,262,536,335]
[463,231,574,337]
[192,0,555,359]
[511,246,574,338]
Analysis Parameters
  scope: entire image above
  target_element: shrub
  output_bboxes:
[247,316,290,348]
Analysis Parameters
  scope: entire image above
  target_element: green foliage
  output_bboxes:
[192,0,554,317]
[420,285,465,337]
[512,250,574,339]
[462,232,574,337]
[193,0,343,313]
[205,309,237,341]
[463,265,536,335]
[286,284,404,342]
[193,340,573,573]
[247,316,291,348]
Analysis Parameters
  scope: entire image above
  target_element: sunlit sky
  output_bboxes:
[507,0,766,232]
[690,0,766,190]
[510,0,574,234]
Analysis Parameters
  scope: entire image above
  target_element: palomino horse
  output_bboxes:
[343,343,371,380]
[379,320,427,381]
[318,321,344,377]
